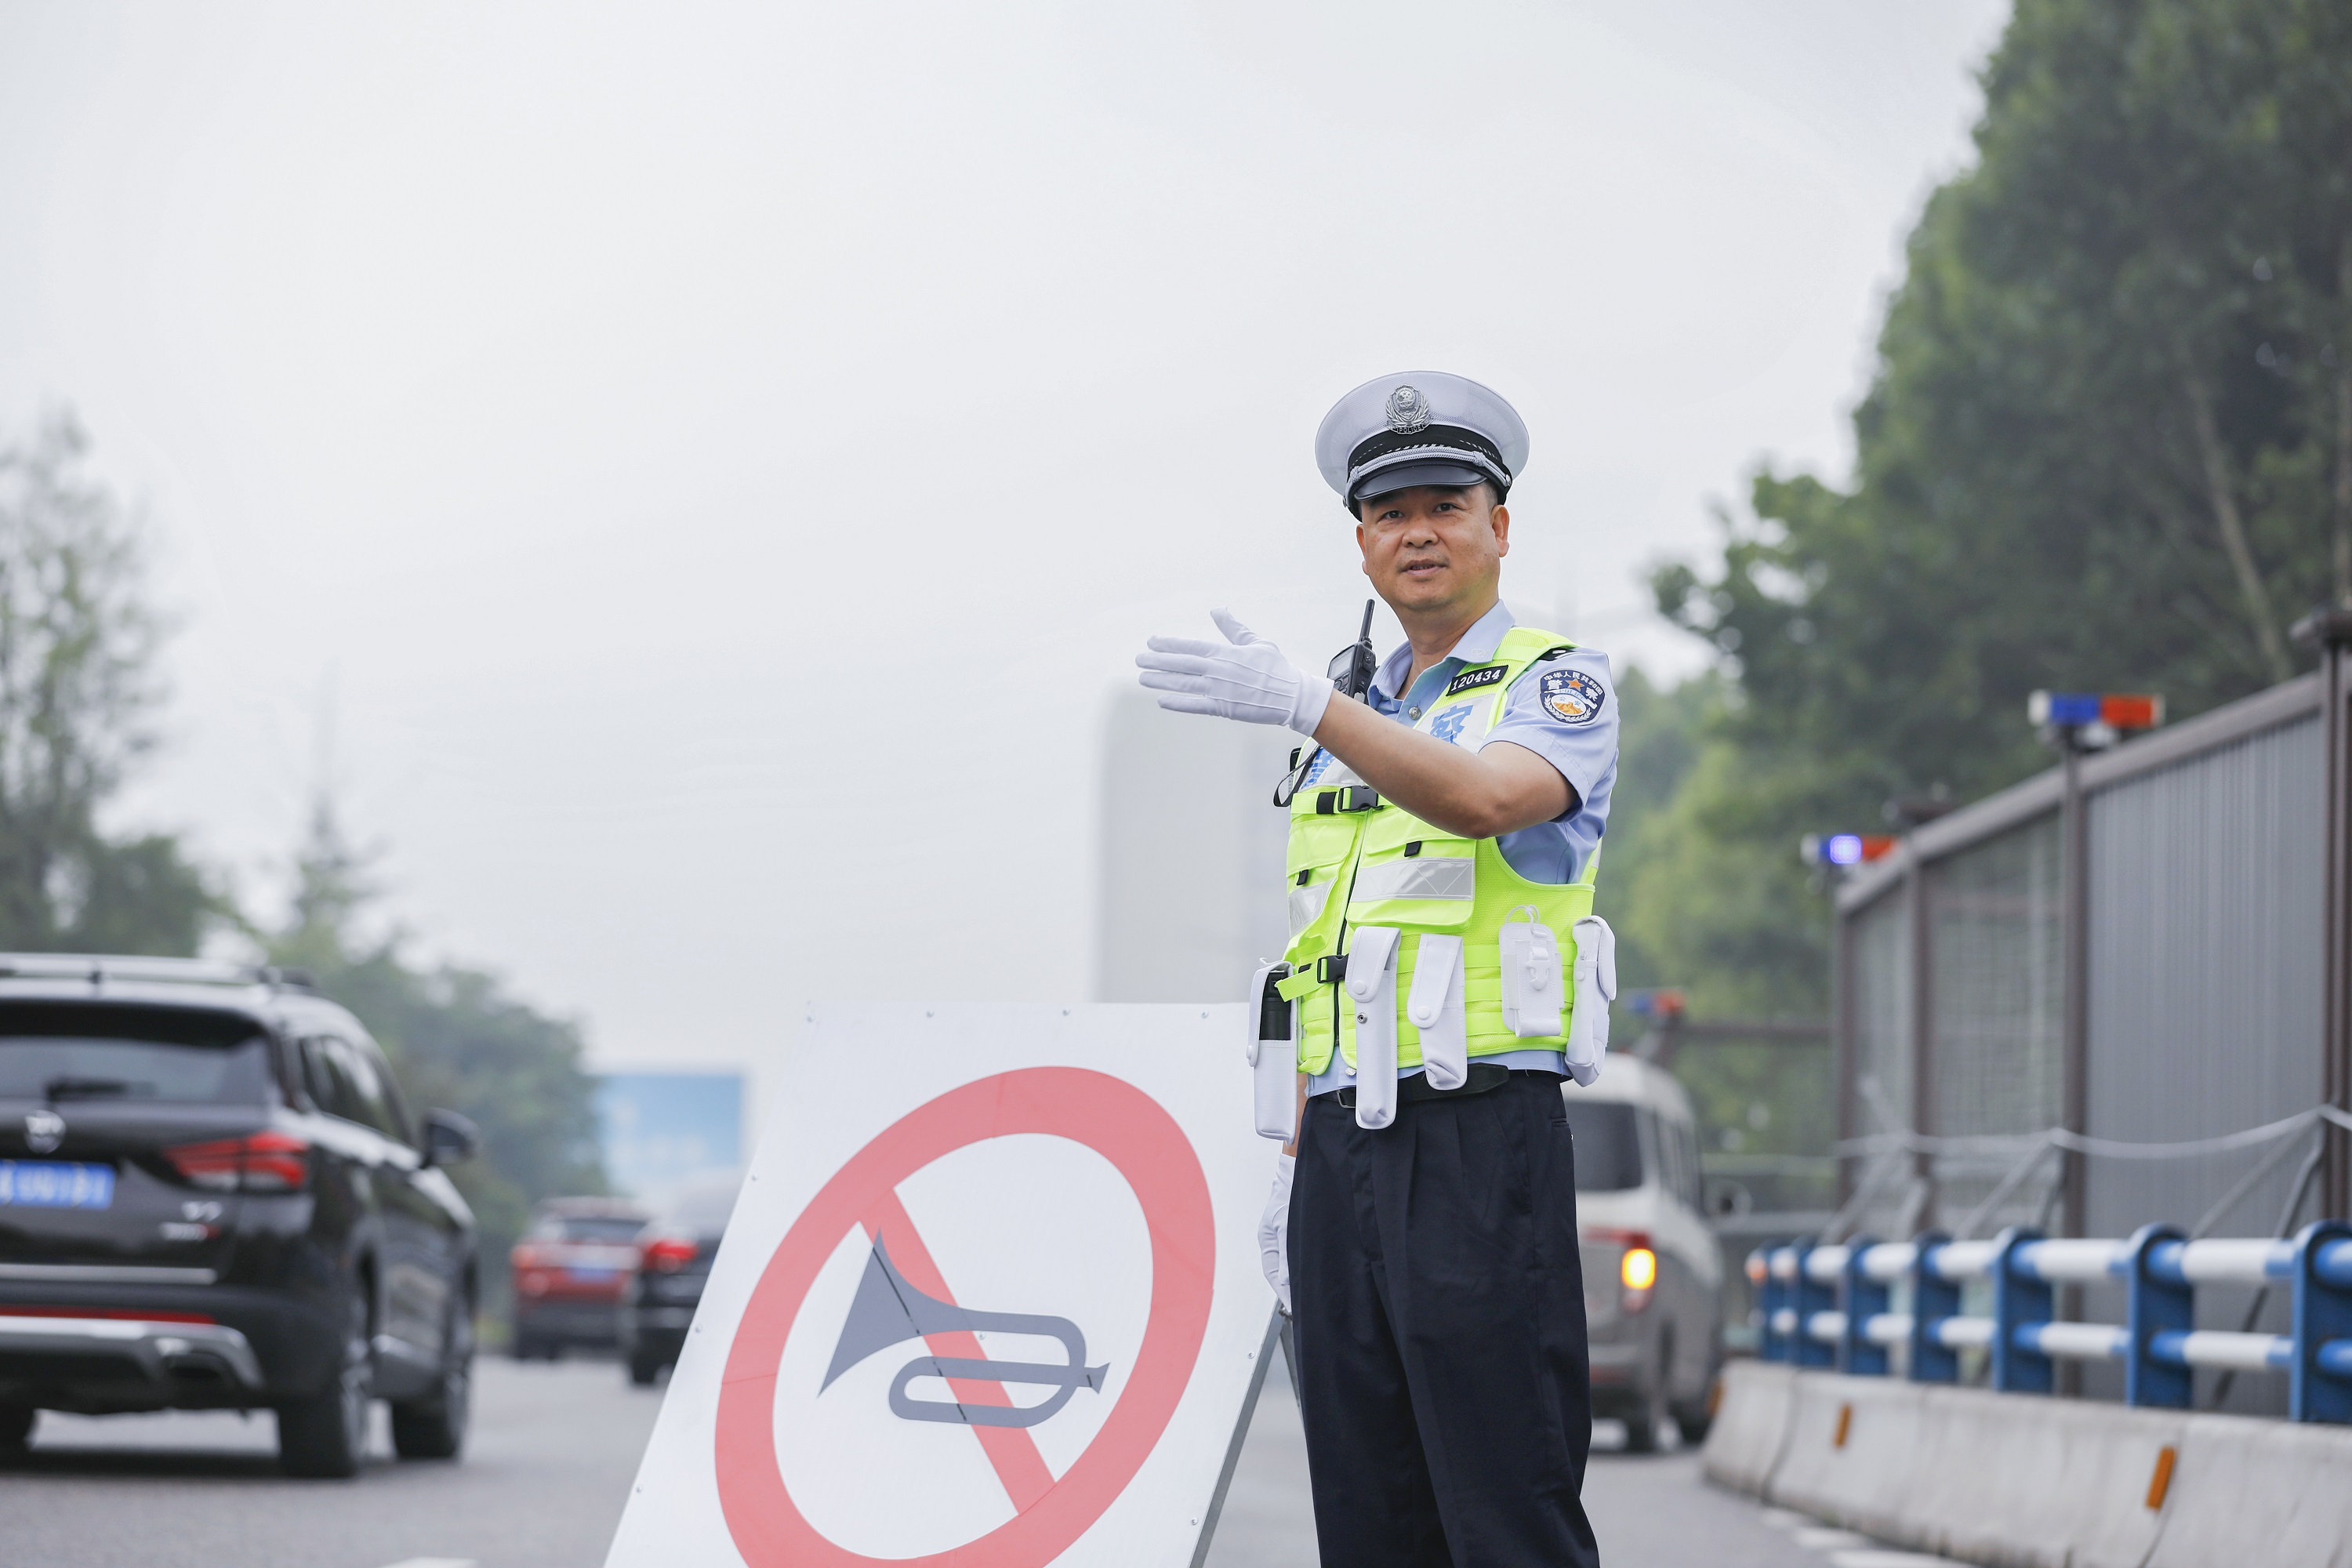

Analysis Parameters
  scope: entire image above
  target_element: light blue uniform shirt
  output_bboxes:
[1305,601,1619,1097]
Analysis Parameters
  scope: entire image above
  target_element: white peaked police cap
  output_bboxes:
[1315,372,1530,514]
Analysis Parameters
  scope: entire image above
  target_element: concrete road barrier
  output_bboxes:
[2143,1412,2352,1568]
[1699,1363,2352,1568]
[1902,1387,2182,1568]
[1700,1359,1796,1494]
[1762,1374,1932,1546]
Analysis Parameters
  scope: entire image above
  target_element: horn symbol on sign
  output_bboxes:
[821,1234,1110,1429]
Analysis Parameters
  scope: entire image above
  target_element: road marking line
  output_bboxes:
[1764,1502,1969,1568]
[1795,1526,1874,1550]
[379,1559,477,1568]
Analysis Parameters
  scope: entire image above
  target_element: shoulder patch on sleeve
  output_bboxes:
[1538,666,1607,726]
[1443,663,1508,697]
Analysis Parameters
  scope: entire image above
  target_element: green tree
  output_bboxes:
[1592,662,1831,1019]
[1646,0,2352,1012]
[270,797,608,1319]
[0,413,216,953]
[1592,668,1839,1180]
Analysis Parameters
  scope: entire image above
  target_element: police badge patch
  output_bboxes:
[1540,668,1606,725]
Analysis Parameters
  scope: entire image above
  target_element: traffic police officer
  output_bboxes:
[1135,372,1617,1568]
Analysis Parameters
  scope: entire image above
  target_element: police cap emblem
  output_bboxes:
[1540,668,1606,726]
[1384,385,1432,434]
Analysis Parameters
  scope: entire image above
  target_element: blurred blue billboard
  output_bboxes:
[595,1071,744,1202]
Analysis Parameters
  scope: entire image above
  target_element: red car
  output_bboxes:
[509,1197,648,1359]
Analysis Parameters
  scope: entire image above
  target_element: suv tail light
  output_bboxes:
[0,1305,217,1324]
[641,1236,698,1272]
[163,1131,311,1192]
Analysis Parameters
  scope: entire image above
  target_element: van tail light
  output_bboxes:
[1621,1246,1659,1292]
[641,1236,699,1273]
[163,1131,311,1192]
[1584,1226,1657,1309]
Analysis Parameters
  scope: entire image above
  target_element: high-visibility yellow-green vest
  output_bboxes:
[1273,625,1600,1075]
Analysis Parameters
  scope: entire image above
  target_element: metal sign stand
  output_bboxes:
[1186,1308,1284,1568]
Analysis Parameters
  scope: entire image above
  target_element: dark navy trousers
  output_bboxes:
[1289,1072,1599,1568]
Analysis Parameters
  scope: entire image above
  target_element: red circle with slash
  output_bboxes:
[714,1066,1216,1567]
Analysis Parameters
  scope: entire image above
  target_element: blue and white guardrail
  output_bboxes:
[1748,1221,2352,1423]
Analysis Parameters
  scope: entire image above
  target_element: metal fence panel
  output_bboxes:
[1849,890,1911,1140]
[1928,812,2065,1231]
[1847,888,1914,1236]
[1831,678,2334,1408]
[2083,713,2324,1232]
[2082,713,2323,1410]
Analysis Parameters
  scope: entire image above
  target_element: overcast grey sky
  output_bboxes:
[0,1,2006,1097]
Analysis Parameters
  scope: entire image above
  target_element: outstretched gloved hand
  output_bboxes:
[1136,610,1334,736]
[1259,1150,1294,1314]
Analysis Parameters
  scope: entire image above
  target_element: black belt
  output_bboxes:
[1334,1062,1516,1109]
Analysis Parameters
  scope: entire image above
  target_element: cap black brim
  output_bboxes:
[1349,459,1497,507]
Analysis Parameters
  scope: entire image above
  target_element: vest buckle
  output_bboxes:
[1315,953,1349,985]
[1313,786,1380,815]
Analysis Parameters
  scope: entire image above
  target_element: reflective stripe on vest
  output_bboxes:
[1279,625,1601,1076]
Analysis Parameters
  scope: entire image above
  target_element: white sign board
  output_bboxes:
[606,1003,1282,1568]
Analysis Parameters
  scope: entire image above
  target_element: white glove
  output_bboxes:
[1258,1151,1294,1314]
[1136,610,1334,736]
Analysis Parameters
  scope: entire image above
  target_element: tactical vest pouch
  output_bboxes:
[1404,933,1468,1091]
[1247,962,1298,1139]
[1497,906,1563,1039]
[1343,926,1403,1130]
[1563,916,1617,1087]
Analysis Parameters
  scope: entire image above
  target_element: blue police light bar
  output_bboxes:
[1626,989,1686,1019]
[2029,691,2165,731]
[1801,833,1898,868]
[2032,691,2103,727]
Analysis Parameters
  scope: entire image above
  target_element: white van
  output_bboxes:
[1560,1054,1722,1450]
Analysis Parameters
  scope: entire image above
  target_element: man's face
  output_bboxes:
[1355,485,1511,618]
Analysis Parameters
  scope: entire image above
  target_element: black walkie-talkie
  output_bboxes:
[1329,599,1377,701]
[1273,600,1378,806]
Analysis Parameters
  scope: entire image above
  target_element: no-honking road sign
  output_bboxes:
[607,1004,1280,1568]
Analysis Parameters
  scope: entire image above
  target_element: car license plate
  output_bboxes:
[568,1265,619,1283]
[0,1160,115,1210]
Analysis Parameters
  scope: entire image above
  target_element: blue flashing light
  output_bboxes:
[2033,691,2103,727]
[1825,833,1864,866]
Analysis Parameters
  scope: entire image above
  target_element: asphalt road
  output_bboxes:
[0,1356,1944,1567]
[0,1356,660,1568]
[1204,1389,1871,1568]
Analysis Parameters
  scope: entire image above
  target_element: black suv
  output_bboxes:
[0,955,481,1478]
[617,1172,739,1386]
